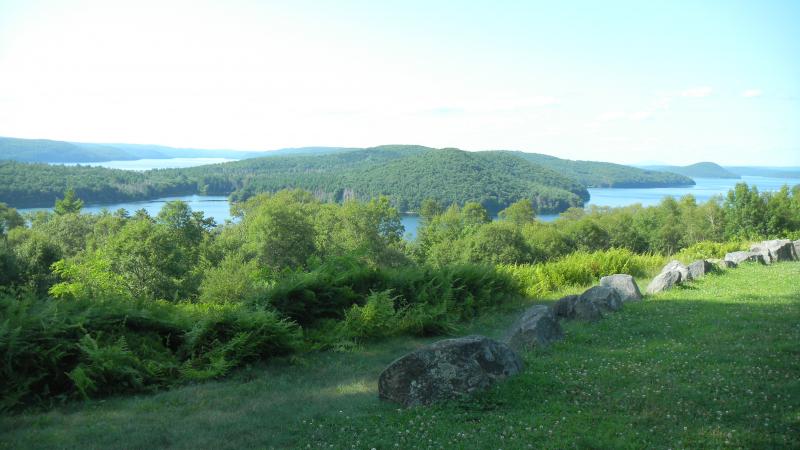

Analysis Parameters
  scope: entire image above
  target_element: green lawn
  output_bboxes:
[2,263,799,449]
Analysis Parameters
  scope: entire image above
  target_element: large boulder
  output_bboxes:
[599,274,643,301]
[794,240,800,260]
[646,270,682,295]
[378,336,524,407]
[506,305,563,351]
[688,260,715,279]
[725,251,767,265]
[661,260,691,282]
[550,294,602,322]
[708,258,736,269]
[580,285,623,313]
[751,239,798,263]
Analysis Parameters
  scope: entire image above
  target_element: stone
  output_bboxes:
[599,274,643,301]
[751,239,798,263]
[645,270,682,295]
[687,260,714,279]
[378,335,524,407]
[506,305,564,351]
[708,258,736,269]
[550,294,602,322]
[724,251,767,265]
[551,295,578,319]
[794,240,800,260]
[580,285,624,313]
[661,260,691,281]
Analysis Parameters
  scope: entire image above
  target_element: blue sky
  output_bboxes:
[0,0,798,165]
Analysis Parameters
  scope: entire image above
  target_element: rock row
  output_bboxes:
[378,238,800,407]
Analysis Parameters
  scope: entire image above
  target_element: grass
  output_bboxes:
[2,262,799,449]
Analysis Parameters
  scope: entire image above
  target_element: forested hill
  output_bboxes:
[0,146,588,213]
[505,151,696,188]
[645,162,739,179]
[0,136,357,162]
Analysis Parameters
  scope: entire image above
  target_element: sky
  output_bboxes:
[0,0,798,165]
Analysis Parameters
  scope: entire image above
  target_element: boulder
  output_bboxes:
[645,270,682,295]
[551,294,602,322]
[794,240,800,260]
[599,274,643,301]
[580,285,623,313]
[378,335,524,407]
[751,239,797,263]
[724,251,767,265]
[661,260,691,282]
[688,260,714,279]
[551,295,578,319]
[506,305,564,351]
[708,258,736,269]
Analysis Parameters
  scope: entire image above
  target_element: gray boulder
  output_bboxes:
[751,239,797,263]
[599,274,643,301]
[506,305,564,351]
[580,285,623,313]
[646,270,682,295]
[378,335,524,407]
[688,260,714,279]
[709,258,737,269]
[550,294,602,322]
[794,240,800,260]
[661,260,691,282]
[725,251,767,265]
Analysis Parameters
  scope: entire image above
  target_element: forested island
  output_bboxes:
[0,144,694,214]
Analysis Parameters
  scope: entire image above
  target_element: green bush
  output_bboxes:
[673,240,750,262]
[499,248,665,298]
[0,292,299,410]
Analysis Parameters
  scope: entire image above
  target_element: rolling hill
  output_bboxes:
[0,146,588,213]
[505,151,696,187]
[645,162,739,179]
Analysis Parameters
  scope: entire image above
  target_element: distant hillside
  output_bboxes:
[0,146,588,213]
[0,136,356,162]
[505,152,695,188]
[187,146,589,213]
[725,166,800,179]
[646,162,739,179]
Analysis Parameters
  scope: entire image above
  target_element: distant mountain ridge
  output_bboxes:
[502,151,695,188]
[0,136,357,162]
[645,162,740,179]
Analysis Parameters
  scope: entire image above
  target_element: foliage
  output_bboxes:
[498,248,665,298]
[0,292,299,410]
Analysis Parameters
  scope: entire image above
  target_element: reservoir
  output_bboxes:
[21,159,800,239]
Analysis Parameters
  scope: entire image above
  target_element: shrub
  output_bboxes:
[673,240,749,262]
[499,248,665,298]
[0,292,299,410]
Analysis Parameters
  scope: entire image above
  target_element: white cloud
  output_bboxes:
[680,86,713,98]
[742,88,762,98]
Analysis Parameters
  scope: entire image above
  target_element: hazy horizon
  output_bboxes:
[1,0,798,166]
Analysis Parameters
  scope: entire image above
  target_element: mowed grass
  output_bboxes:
[2,263,799,449]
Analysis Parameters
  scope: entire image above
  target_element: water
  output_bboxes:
[586,176,800,208]
[19,176,800,238]
[21,195,235,223]
[58,158,237,171]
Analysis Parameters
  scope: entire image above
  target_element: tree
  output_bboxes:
[499,199,536,225]
[54,188,84,215]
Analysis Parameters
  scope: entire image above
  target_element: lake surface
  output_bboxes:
[59,158,237,170]
[19,175,800,239]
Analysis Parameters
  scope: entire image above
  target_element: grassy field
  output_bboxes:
[2,262,799,449]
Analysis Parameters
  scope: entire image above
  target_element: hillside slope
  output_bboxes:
[507,151,696,187]
[0,146,589,213]
[647,161,739,179]
[2,261,796,449]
